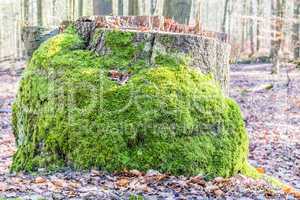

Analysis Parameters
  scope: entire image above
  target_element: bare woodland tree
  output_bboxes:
[270,0,286,74]
[249,0,255,57]
[37,0,43,26]
[256,0,262,52]
[222,0,230,33]
[293,0,300,59]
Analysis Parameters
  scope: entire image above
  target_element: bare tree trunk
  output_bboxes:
[93,0,112,15]
[256,0,262,52]
[222,0,230,33]
[37,0,43,26]
[52,0,57,25]
[293,0,300,59]
[23,0,30,23]
[241,0,247,52]
[154,0,165,16]
[78,0,84,17]
[270,0,286,74]
[249,0,255,57]
[129,0,139,15]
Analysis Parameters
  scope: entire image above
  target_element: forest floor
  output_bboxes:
[0,61,299,199]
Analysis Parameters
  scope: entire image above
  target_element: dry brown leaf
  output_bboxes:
[282,186,293,194]
[292,191,300,199]
[154,174,168,182]
[51,179,65,188]
[68,181,80,189]
[116,178,129,187]
[129,169,142,177]
[214,177,225,183]
[0,182,7,192]
[35,176,47,184]
[256,167,265,174]
[91,169,101,176]
[214,189,224,197]
[189,176,206,186]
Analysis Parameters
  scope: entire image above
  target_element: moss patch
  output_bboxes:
[12,27,252,179]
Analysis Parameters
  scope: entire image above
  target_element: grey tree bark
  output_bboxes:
[37,0,43,26]
[256,0,262,52]
[221,0,230,33]
[270,0,286,74]
[78,0,84,16]
[241,0,247,52]
[293,0,300,59]
[249,0,255,57]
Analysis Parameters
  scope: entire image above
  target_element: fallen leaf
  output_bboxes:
[116,178,129,187]
[0,182,7,192]
[35,176,47,184]
[189,176,206,186]
[91,169,101,176]
[51,179,65,188]
[214,189,224,197]
[129,169,142,177]
[282,186,293,194]
[214,177,225,183]
[256,167,265,174]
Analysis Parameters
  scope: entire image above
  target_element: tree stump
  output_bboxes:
[75,16,230,94]
[11,17,251,179]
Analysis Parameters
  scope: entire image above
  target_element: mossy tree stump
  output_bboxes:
[75,16,230,94]
[11,17,251,179]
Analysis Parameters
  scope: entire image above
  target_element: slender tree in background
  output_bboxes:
[241,0,248,52]
[256,0,262,52]
[293,0,300,59]
[52,0,57,24]
[37,0,43,26]
[129,0,139,15]
[78,0,84,17]
[23,0,29,24]
[222,0,230,33]
[270,0,286,74]
[249,0,255,57]
[154,0,165,16]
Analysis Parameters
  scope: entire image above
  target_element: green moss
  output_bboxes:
[158,35,175,47]
[12,28,252,179]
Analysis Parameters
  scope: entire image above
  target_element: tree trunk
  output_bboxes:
[270,0,286,74]
[256,0,262,52]
[164,0,192,24]
[37,0,43,26]
[23,0,30,23]
[249,0,255,57]
[78,0,84,17]
[241,0,247,52]
[293,0,300,59]
[93,0,113,15]
[129,0,139,15]
[221,0,230,33]
[154,0,165,16]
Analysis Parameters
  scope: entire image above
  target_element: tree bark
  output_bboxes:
[270,0,286,74]
[154,0,165,16]
[23,0,30,23]
[249,0,255,57]
[93,0,113,15]
[241,0,247,52]
[256,0,262,52]
[129,0,139,15]
[221,0,230,33]
[37,0,43,26]
[293,0,300,59]
[78,0,84,16]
